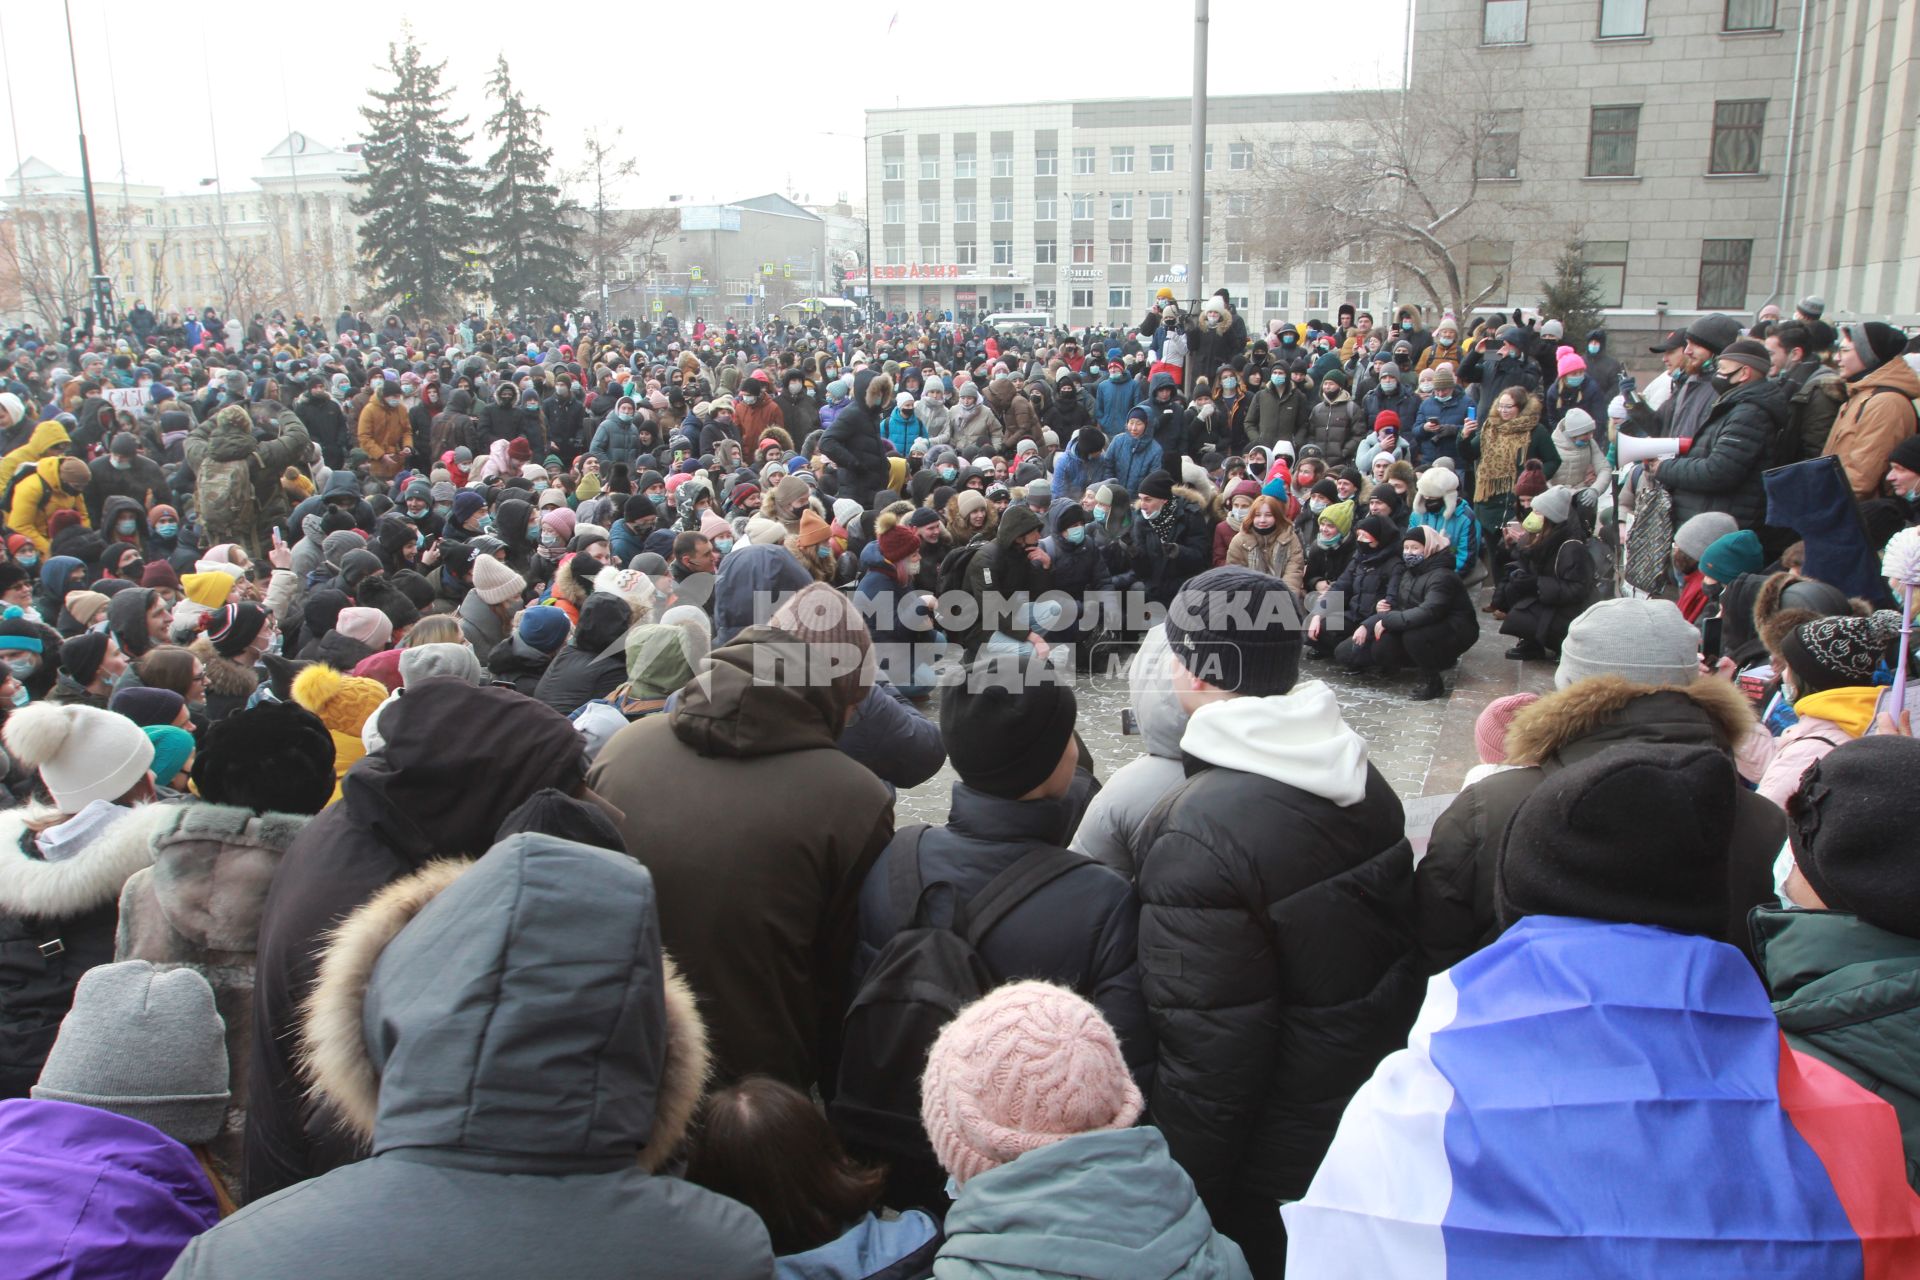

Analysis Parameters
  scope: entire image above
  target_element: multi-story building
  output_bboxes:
[862,95,1384,330]
[599,194,838,326]
[1,131,367,329]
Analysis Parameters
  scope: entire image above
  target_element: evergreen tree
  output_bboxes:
[1537,241,1606,346]
[349,33,482,320]
[480,54,584,318]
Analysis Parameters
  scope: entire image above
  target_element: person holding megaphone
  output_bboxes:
[1638,338,1782,531]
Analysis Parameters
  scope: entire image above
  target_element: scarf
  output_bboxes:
[1145,500,1181,547]
[1474,404,1539,503]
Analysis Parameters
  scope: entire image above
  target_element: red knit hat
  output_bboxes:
[508,437,533,463]
[877,525,920,565]
[1513,459,1549,500]
[1374,410,1401,435]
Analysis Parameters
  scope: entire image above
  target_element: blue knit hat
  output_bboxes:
[518,605,570,654]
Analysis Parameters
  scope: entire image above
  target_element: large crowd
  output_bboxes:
[1,284,1919,1278]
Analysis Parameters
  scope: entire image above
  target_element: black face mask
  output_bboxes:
[1423,497,1445,513]
[1708,372,1733,396]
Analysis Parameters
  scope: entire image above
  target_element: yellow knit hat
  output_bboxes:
[291,664,389,736]
[179,572,233,609]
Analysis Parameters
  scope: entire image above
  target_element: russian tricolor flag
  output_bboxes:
[1284,916,1920,1277]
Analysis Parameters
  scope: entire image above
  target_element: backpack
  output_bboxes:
[935,541,982,596]
[829,826,1088,1209]
[0,462,44,518]
[196,453,260,546]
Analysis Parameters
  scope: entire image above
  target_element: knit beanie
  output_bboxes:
[335,606,393,649]
[62,590,110,630]
[1319,499,1354,536]
[768,580,875,720]
[1530,484,1575,526]
[1683,313,1742,356]
[204,603,267,658]
[1430,364,1456,392]
[1719,338,1773,378]
[1165,567,1303,698]
[1555,598,1700,689]
[109,685,185,728]
[1778,611,1902,693]
[1474,692,1540,766]
[3,702,154,813]
[398,642,484,687]
[517,605,571,653]
[920,981,1144,1188]
[1788,736,1920,937]
[1138,470,1175,501]
[1557,408,1597,439]
[876,525,920,565]
[292,664,390,736]
[1496,742,1734,937]
[31,961,228,1145]
[59,631,109,687]
[1698,529,1764,582]
[57,456,90,491]
[1844,321,1907,374]
[796,510,833,548]
[940,656,1077,799]
[1888,435,1920,477]
[179,572,233,610]
[470,553,527,606]
[1512,459,1548,501]
[1673,511,1739,562]
[144,724,196,784]
[140,561,181,592]
[1556,347,1587,378]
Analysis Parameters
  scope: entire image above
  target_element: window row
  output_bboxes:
[883,192,1208,225]
[881,141,1254,182]
[1483,0,1776,44]
[1474,99,1768,180]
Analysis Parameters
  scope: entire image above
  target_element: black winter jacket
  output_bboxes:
[1327,542,1405,619]
[1124,491,1213,605]
[820,407,892,508]
[1380,553,1477,648]
[1655,376,1784,528]
[532,643,628,716]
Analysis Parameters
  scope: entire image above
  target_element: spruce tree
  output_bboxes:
[349,34,481,320]
[1537,241,1606,345]
[480,54,584,318]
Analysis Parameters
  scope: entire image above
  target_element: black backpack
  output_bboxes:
[829,826,1087,1211]
[935,541,982,596]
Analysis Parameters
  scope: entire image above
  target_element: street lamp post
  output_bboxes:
[61,0,113,336]
[822,127,905,339]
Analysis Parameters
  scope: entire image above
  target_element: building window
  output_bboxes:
[993,239,1013,266]
[1148,237,1171,264]
[883,200,904,225]
[1072,238,1096,264]
[1110,239,1134,264]
[1698,238,1753,308]
[992,197,1012,221]
[882,158,903,181]
[1264,286,1290,311]
[1724,0,1775,30]
[1036,288,1055,311]
[1110,194,1134,220]
[920,200,939,224]
[1071,192,1095,220]
[954,198,976,223]
[1111,146,1135,174]
[1483,0,1528,43]
[1588,105,1641,176]
[1305,263,1333,312]
[884,244,906,266]
[1476,123,1520,180]
[1109,286,1132,310]
[1467,239,1513,303]
[1035,148,1057,176]
[1204,142,1214,171]
[1226,193,1252,217]
[919,156,938,180]
[1581,240,1628,307]
[1226,241,1249,264]
[1035,196,1057,221]
[1150,144,1175,173]
[1229,142,1253,171]
[1071,287,1096,309]
[956,243,978,266]
[1035,239,1057,264]
[992,151,1013,177]
[1073,147,1096,176]
[1598,0,1646,36]
[1710,100,1767,174]
[954,152,976,179]
[1149,192,1174,219]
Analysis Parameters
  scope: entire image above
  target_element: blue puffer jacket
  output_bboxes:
[881,407,926,458]
[1051,449,1113,501]
[1408,499,1480,573]
[1107,430,1164,495]
[1412,392,1470,465]
[1094,373,1142,435]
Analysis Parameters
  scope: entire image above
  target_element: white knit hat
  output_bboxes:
[470,554,526,606]
[3,703,155,813]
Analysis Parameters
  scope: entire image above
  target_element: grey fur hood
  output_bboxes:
[115,803,305,955]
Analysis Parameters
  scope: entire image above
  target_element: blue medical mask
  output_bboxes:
[1064,525,1087,545]
[5,656,34,681]
[816,543,832,560]
[435,504,453,518]
[8,682,27,707]
[649,493,669,510]
[715,537,734,554]
[111,458,132,471]
[115,519,136,535]
[16,553,37,569]
[1587,341,1601,356]
[153,524,177,540]
[1309,498,1329,514]
[539,530,561,548]
[1566,373,1585,387]
[1317,532,1342,548]
[1092,506,1108,523]
[939,466,957,482]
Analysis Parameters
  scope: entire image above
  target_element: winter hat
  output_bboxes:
[1319,499,1355,536]
[517,605,571,653]
[1497,742,1734,937]
[1673,512,1740,562]
[204,602,268,658]
[144,724,196,785]
[1555,598,1701,689]
[1416,467,1459,500]
[876,524,920,565]
[1699,529,1764,583]
[1556,347,1587,378]
[59,631,110,687]
[1539,319,1565,341]
[1558,408,1597,439]
[139,561,180,592]
[921,980,1144,1188]
[1787,736,1920,936]
[179,572,233,610]
[1429,365,1456,393]
[31,961,228,1145]
[1683,313,1741,356]
[941,656,1077,799]
[907,506,943,529]
[1165,567,1303,698]
[109,685,185,728]
[0,392,22,423]
[61,591,110,630]
[1512,459,1549,501]
[1138,471,1175,501]
[1777,611,1903,693]
[292,664,390,737]
[1474,692,1540,765]
[57,456,90,491]
[1530,484,1575,526]
[1888,435,1920,476]
[335,606,393,649]
[470,554,527,606]
[766,580,875,717]
[398,642,483,687]
[796,510,833,548]
[1373,410,1401,435]
[507,436,533,462]
[1719,338,1773,378]
[1843,321,1907,374]
[699,510,733,542]
[191,701,336,815]
[3,703,154,813]
[1608,395,1630,424]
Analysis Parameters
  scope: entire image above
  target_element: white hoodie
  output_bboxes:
[1179,679,1370,807]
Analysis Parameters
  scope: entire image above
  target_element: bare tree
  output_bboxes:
[1243,47,1551,323]
[567,127,677,318]
[0,207,98,328]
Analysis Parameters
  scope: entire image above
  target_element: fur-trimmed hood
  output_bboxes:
[115,802,305,955]
[0,800,161,920]
[1504,675,1756,767]
[299,833,707,1173]
[188,637,261,700]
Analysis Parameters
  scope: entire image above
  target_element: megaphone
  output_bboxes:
[1617,434,1691,463]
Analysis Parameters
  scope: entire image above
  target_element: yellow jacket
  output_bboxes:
[0,419,71,486]
[7,455,88,554]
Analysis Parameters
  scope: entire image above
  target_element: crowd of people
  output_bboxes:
[0,283,1918,1278]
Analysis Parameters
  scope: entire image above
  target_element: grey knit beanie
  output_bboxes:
[1673,511,1739,562]
[33,961,229,1144]
[1530,484,1575,526]
[398,641,485,687]
[1555,598,1701,690]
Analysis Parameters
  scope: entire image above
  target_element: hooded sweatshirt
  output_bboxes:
[1070,626,1192,880]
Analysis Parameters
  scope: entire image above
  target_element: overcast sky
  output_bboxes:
[1,0,1409,209]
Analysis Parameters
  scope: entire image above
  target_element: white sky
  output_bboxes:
[0,0,1409,208]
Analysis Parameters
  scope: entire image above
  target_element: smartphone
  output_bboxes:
[1119,708,1139,736]
[271,527,286,549]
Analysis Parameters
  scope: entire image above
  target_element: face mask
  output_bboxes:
[1565,373,1584,387]
[1422,497,1445,514]
[8,682,27,707]
[384,396,401,407]
[1522,512,1546,534]
[1380,378,1398,393]
[539,530,560,548]
[649,493,669,510]
[479,515,495,532]
[715,537,734,555]
[1109,370,1125,382]
[938,466,957,483]
[1309,498,1328,514]
[1587,342,1601,356]
[1708,372,1733,395]
[111,458,132,471]
[1222,378,1237,392]
[5,656,34,681]
[1403,550,1424,567]
[816,543,832,560]
[1324,387,1340,401]
[1317,532,1341,548]
[16,553,37,569]
[1227,507,1246,527]
[1092,506,1109,523]
[741,391,759,403]
[115,519,137,535]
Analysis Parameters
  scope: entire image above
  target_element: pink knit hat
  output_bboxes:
[699,509,733,541]
[335,606,393,649]
[920,981,1144,1188]
[1474,692,1541,765]
[1556,345,1587,378]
